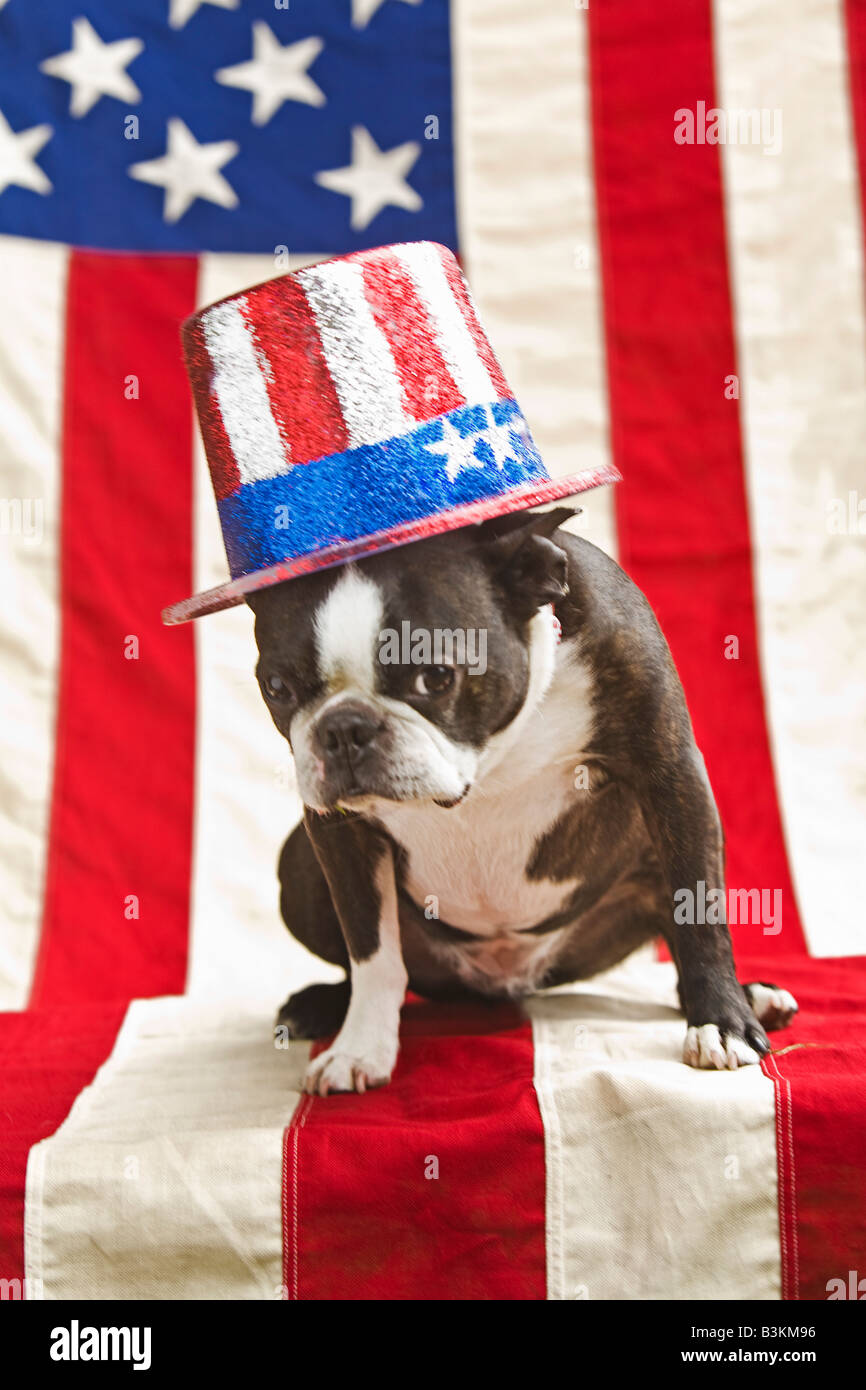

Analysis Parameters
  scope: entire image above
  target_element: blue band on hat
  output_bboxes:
[216,398,547,579]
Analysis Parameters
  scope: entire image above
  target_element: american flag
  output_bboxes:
[1,0,865,1301]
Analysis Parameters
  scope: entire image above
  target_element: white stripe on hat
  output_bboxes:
[0,234,66,1009]
[297,260,410,448]
[715,0,866,955]
[201,298,289,487]
[396,241,497,406]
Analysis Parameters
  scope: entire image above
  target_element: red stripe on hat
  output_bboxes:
[239,276,349,465]
[436,245,510,399]
[588,0,806,955]
[282,1000,546,1300]
[182,314,240,501]
[361,253,464,420]
[30,252,197,1008]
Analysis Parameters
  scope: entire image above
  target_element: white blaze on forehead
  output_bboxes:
[313,566,384,692]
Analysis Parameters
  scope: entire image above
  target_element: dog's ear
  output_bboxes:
[479,506,578,618]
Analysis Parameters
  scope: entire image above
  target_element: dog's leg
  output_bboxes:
[301,811,407,1095]
[275,823,351,1038]
[636,752,772,1070]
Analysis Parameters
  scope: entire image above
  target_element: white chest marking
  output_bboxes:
[377,647,596,949]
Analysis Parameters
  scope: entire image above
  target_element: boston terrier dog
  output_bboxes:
[249,508,797,1095]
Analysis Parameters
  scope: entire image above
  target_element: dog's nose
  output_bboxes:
[316,703,384,760]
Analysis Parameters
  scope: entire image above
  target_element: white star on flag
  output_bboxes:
[215,24,325,126]
[352,0,422,29]
[315,125,421,231]
[426,415,487,484]
[128,118,239,224]
[0,108,52,196]
[169,0,238,30]
[40,17,143,119]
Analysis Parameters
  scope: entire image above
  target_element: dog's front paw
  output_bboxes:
[683,1023,767,1070]
[682,982,771,1071]
[276,980,350,1040]
[303,1034,398,1096]
[743,981,798,1032]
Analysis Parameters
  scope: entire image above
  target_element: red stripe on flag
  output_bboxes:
[361,254,464,420]
[241,277,349,466]
[845,1,866,215]
[30,253,197,1008]
[587,0,806,955]
[182,315,240,501]
[283,1000,546,1300]
[746,956,866,1300]
[0,1001,127,1289]
[436,245,510,399]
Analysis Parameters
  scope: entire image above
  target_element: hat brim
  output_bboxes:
[161,465,621,625]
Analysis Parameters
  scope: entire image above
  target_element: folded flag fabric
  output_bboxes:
[20,954,866,1301]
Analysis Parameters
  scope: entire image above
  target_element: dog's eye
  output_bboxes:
[262,672,294,703]
[414,665,456,696]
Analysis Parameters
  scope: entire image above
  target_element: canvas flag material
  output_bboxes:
[0,0,864,1298]
[21,954,866,1300]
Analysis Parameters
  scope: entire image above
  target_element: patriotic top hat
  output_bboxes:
[162,242,620,624]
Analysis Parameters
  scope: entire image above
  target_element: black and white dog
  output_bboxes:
[249,508,796,1095]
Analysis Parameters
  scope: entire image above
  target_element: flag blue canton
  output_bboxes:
[0,0,456,253]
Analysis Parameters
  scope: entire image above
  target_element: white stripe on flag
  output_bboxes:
[0,235,66,1009]
[26,996,307,1299]
[451,0,618,559]
[395,240,497,404]
[714,0,866,955]
[297,260,410,448]
[201,298,289,487]
[186,254,341,1004]
[527,955,781,1300]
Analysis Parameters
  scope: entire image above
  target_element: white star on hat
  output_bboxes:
[169,0,238,30]
[315,125,421,231]
[0,108,52,196]
[40,17,143,118]
[215,24,325,126]
[426,415,486,484]
[352,0,422,29]
[128,118,239,223]
[483,412,527,469]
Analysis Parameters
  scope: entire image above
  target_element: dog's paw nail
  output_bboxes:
[725,1035,761,1068]
[303,1044,395,1096]
[747,1029,771,1056]
[684,1024,761,1071]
